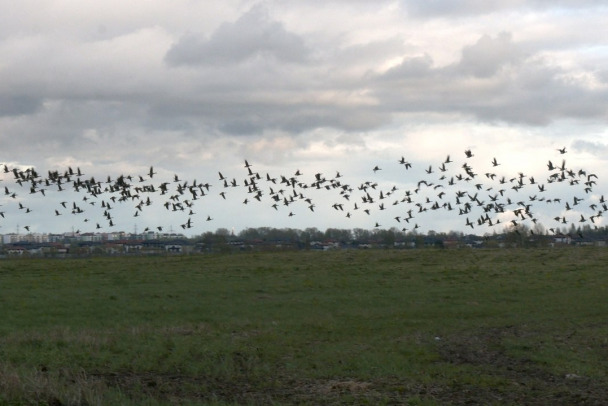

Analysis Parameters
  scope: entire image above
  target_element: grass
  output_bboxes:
[1,248,608,405]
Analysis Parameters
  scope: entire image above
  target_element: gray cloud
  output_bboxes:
[165,5,310,66]
[404,0,518,17]
[380,54,434,80]
[0,2,606,193]
[457,32,523,78]
[372,32,608,125]
[404,0,607,18]
[572,140,608,157]
[147,97,390,136]
[0,95,42,117]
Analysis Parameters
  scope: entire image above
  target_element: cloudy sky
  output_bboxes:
[1,0,608,237]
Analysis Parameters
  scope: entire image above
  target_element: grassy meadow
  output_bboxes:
[1,247,607,405]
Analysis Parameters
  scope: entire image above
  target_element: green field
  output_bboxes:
[1,248,607,405]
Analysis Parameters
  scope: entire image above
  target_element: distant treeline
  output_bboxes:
[193,223,608,247]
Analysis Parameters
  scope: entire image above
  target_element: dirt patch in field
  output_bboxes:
[433,325,608,405]
[86,365,607,405]
[77,327,608,405]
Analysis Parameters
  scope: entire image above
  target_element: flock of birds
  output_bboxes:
[0,146,605,237]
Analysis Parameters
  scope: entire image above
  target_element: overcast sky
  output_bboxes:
[1,1,608,237]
